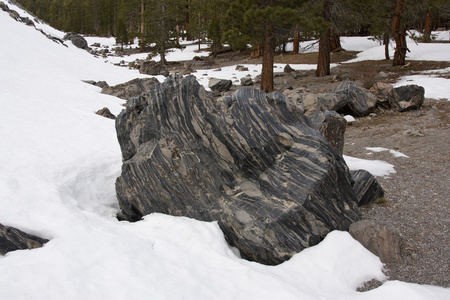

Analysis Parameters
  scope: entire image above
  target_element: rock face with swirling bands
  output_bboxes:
[115,74,360,265]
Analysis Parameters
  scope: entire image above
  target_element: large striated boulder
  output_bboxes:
[0,223,49,255]
[115,75,361,265]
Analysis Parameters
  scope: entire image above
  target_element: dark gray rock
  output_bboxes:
[392,85,425,112]
[115,74,361,265]
[240,76,254,86]
[308,111,347,154]
[351,170,385,206]
[284,64,295,73]
[316,93,349,112]
[209,78,232,93]
[63,32,89,50]
[96,107,116,119]
[101,77,160,100]
[0,2,9,12]
[332,81,377,117]
[139,60,169,76]
[0,223,49,255]
[349,220,402,263]
[95,81,109,89]
[235,65,249,72]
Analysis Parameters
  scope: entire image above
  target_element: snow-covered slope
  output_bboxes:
[1,2,449,299]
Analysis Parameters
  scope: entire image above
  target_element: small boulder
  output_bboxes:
[209,78,232,93]
[333,81,377,117]
[96,107,116,119]
[351,170,385,206]
[139,60,169,76]
[284,64,295,73]
[240,76,254,86]
[102,77,160,100]
[349,220,402,263]
[391,85,425,112]
[308,110,347,154]
[316,93,349,112]
[0,223,49,255]
[370,82,396,109]
[63,32,89,50]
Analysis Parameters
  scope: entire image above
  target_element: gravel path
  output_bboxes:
[344,99,450,287]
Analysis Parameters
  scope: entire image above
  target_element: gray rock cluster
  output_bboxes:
[1,1,34,26]
[139,60,169,77]
[115,74,363,265]
[0,223,49,255]
[101,77,160,100]
[283,81,425,117]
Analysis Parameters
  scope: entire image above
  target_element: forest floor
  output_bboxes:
[176,49,450,288]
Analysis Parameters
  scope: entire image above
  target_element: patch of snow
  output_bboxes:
[365,147,409,158]
[344,155,396,178]
[344,115,356,123]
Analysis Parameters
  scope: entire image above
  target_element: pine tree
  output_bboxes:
[224,0,304,92]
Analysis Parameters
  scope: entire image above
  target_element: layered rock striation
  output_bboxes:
[115,75,361,265]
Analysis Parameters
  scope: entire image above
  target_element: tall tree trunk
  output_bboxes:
[140,0,145,52]
[316,27,331,77]
[316,0,332,77]
[384,32,390,60]
[330,31,342,52]
[261,21,274,93]
[423,9,433,42]
[391,0,408,66]
[293,24,300,54]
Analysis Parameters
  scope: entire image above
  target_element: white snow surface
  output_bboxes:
[1,3,450,299]
[365,147,409,158]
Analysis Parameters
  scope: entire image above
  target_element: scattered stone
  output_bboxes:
[284,64,295,73]
[235,65,249,72]
[349,220,402,263]
[0,223,49,255]
[402,128,424,137]
[96,107,116,119]
[370,82,396,109]
[240,76,254,86]
[115,75,361,265]
[82,80,97,85]
[101,77,160,100]
[316,93,348,112]
[351,170,385,206]
[139,60,169,76]
[63,32,89,50]
[208,78,232,93]
[391,85,425,112]
[0,2,9,12]
[308,110,347,154]
[91,42,101,47]
[95,81,109,89]
[332,81,377,117]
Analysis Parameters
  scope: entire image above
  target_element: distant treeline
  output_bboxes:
[14,0,450,91]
